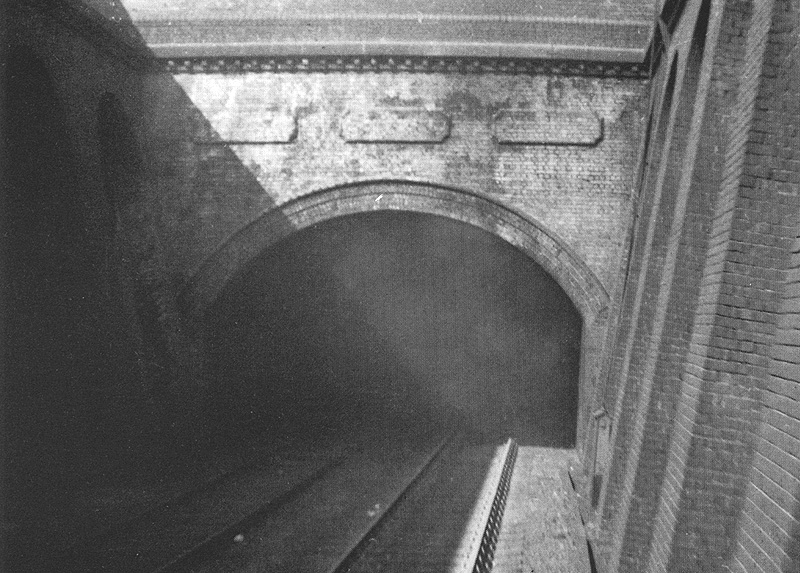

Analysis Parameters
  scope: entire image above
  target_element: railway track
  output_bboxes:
[64,432,519,573]
[339,437,518,573]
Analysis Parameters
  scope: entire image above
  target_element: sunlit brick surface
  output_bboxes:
[493,447,590,573]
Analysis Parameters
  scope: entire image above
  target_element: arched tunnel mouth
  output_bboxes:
[204,210,582,448]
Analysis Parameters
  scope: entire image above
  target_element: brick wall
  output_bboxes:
[655,0,796,569]
[7,3,649,527]
[133,68,647,449]
[597,0,800,571]
[601,60,678,564]
[140,72,645,299]
[11,2,799,571]
[641,3,756,570]
[607,3,717,570]
[728,0,800,570]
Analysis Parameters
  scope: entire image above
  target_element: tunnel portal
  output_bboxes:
[205,211,582,447]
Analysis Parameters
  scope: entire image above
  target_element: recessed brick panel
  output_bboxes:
[493,110,603,146]
[194,108,297,143]
[162,72,646,299]
[341,108,451,143]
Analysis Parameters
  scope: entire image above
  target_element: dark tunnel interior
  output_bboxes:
[205,211,582,448]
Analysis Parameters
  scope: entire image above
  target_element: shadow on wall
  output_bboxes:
[3,16,291,567]
[4,3,586,565]
[205,211,582,448]
[4,46,114,527]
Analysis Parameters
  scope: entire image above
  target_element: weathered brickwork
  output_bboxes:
[608,5,717,571]
[586,67,671,552]
[641,2,758,570]
[6,1,800,572]
[132,68,647,450]
[595,0,800,572]
[658,0,796,569]
[7,2,648,467]
[728,0,800,570]
[141,72,645,296]
[594,64,674,565]
[638,9,733,566]
[733,227,800,573]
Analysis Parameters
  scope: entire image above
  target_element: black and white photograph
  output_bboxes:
[2,1,799,571]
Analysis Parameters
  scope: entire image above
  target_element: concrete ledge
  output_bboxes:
[133,17,650,64]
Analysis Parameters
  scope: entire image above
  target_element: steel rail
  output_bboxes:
[331,432,459,573]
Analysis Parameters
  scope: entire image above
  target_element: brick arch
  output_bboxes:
[180,180,609,324]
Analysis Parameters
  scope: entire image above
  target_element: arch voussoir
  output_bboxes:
[180,180,609,324]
